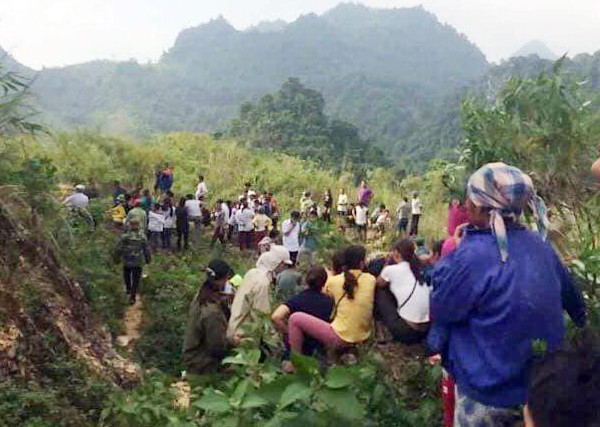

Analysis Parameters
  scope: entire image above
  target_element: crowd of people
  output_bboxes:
[179,162,596,427]
[60,159,600,427]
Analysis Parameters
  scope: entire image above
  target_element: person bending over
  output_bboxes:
[182,260,236,375]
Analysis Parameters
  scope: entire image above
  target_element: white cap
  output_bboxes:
[75,184,85,191]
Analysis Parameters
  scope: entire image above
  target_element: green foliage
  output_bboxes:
[456,60,599,244]
[12,4,489,168]
[0,64,45,135]
[228,78,386,170]
[104,345,442,427]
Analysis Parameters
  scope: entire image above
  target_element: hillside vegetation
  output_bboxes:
[8,3,487,166]
[0,56,598,426]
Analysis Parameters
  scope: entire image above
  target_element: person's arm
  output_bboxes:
[271,304,291,333]
[592,157,600,179]
[143,240,152,264]
[252,215,258,229]
[266,217,273,231]
[557,257,586,327]
[430,251,478,324]
[376,266,391,288]
[282,221,295,236]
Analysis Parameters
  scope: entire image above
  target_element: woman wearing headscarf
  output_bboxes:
[182,260,235,375]
[428,162,587,427]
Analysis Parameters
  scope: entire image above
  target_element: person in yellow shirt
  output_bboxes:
[252,206,273,249]
[287,245,376,356]
[110,196,127,226]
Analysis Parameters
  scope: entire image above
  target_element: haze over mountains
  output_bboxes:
[2,3,599,166]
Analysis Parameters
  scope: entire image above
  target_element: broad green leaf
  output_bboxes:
[194,390,232,414]
[241,392,270,409]
[231,378,250,405]
[278,382,312,409]
[257,375,295,404]
[316,388,365,420]
[324,366,355,389]
[290,352,320,376]
[214,415,238,427]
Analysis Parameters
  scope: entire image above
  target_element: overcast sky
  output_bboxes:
[1,0,599,69]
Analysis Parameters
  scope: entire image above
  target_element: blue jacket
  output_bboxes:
[428,225,586,408]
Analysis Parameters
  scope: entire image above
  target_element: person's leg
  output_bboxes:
[414,214,420,236]
[288,312,345,354]
[193,218,201,250]
[130,266,142,303]
[409,216,416,236]
[374,288,426,344]
[176,228,182,250]
[238,231,245,250]
[454,389,522,427]
[400,218,408,236]
[123,266,132,295]
[289,251,298,266]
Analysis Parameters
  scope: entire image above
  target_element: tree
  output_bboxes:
[228,78,386,169]
[0,64,43,136]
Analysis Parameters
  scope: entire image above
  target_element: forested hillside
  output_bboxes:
[3,3,600,168]
[5,3,487,165]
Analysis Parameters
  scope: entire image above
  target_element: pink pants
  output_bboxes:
[288,312,346,353]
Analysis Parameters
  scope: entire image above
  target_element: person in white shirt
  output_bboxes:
[375,239,430,344]
[354,202,368,242]
[235,200,255,251]
[409,192,422,236]
[63,184,90,210]
[281,210,301,265]
[195,175,208,200]
[336,188,349,216]
[185,194,203,250]
[148,203,166,252]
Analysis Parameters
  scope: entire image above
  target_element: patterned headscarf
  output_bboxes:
[467,162,549,262]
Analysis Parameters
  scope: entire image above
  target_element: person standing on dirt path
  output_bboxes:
[282,210,301,265]
[357,180,373,207]
[195,174,208,200]
[428,162,586,427]
[183,259,237,375]
[396,197,411,236]
[409,192,422,236]
[175,197,189,251]
[185,194,204,251]
[113,218,151,305]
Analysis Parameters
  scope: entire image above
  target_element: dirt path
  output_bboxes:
[116,297,144,351]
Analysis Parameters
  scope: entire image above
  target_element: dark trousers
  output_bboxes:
[289,251,299,265]
[238,230,253,251]
[374,287,428,345]
[210,226,226,247]
[177,227,189,250]
[409,214,421,236]
[150,231,162,251]
[162,228,172,249]
[123,266,142,297]
[397,218,409,233]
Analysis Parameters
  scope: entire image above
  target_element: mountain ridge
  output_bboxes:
[2,3,489,165]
